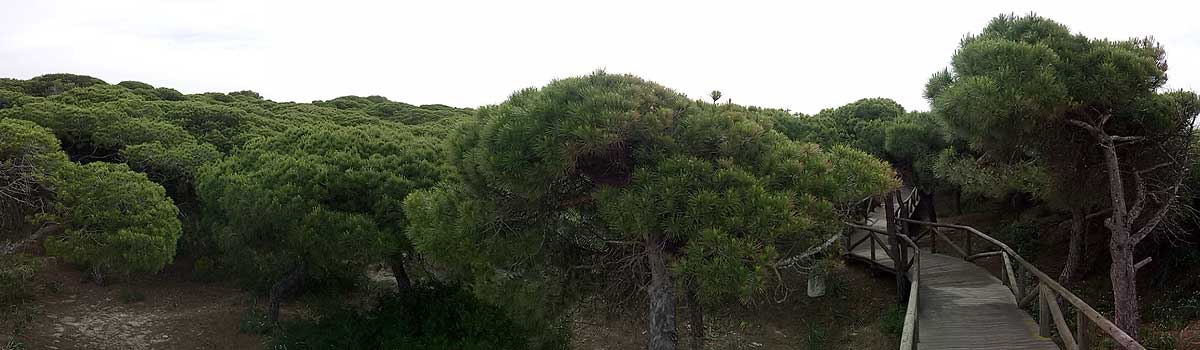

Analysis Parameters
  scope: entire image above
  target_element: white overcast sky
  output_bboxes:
[1,0,1197,114]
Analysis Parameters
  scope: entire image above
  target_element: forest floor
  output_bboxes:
[4,255,900,350]
[571,262,901,350]
[3,256,264,350]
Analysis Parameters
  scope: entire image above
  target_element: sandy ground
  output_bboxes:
[11,257,263,350]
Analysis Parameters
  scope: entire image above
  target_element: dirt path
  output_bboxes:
[12,258,263,350]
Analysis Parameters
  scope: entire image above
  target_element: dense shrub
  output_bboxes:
[270,283,529,350]
[0,119,69,230]
[43,162,182,282]
[0,254,41,305]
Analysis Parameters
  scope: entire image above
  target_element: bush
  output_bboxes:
[880,304,905,337]
[0,254,40,306]
[43,162,182,282]
[997,219,1042,260]
[270,283,529,350]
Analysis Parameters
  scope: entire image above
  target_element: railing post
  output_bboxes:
[870,233,876,261]
[885,190,905,304]
[1077,310,1092,350]
[965,232,972,256]
[1038,285,1051,338]
[930,227,937,254]
[898,191,910,272]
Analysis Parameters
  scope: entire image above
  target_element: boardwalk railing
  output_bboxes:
[843,189,1146,350]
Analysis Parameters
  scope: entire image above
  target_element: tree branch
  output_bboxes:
[1132,183,1182,245]
[1134,257,1152,271]
[1066,119,1102,135]
[1129,171,1148,222]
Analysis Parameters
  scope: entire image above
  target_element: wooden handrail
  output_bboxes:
[897,234,921,350]
[896,218,1145,350]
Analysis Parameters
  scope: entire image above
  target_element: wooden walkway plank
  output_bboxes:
[846,205,1058,350]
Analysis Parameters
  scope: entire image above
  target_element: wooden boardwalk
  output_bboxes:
[847,210,1058,350]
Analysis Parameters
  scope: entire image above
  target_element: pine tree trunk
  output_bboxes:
[91,264,105,286]
[268,265,307,323]
[645,236,677,350]
[685,283,704,350]
[1093,128,1140,339]
[1111,234,1139,338]
[954,187,963,215]
[1057,207,1086,287]
[388,255,413,290]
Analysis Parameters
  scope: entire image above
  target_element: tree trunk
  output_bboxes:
[387,255,413,290]
[1094,128,1140,338]
[954,187,963,215]
[645,236,678,350]
[685,283,704,350]
[268,265,307,323]
[1110,239,1139,338]
[91,264,105,286]
[1057,207,1086,288]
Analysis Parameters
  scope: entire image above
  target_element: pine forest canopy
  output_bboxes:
[1,12,1198,350]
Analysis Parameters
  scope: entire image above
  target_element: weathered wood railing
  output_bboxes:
[842,189,1145,350]
[843,189,921,350]
[899,218,1144,350]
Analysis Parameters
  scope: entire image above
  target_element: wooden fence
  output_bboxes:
[842,189,1145,350]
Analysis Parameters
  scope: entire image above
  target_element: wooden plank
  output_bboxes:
[1020,281,1041,308]
[967,250,1004,261]
[898,218,1146,350]
[1044,286,1078,350]
[848,202,1060,350]
[934,229,969,258]
[1039,286,1051,338]
[848,233,871,252]
[1004,252,1021,301]
[886,191,904,304]
[1077,309,1093,350]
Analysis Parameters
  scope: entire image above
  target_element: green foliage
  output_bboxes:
[406,71,897,345]
[996,218,1043,260]
[122,141,222,190]
[0,119,70,228]
[197,123,444,287]
[812,98,907,157]
[43,162,182,278]
[155,101,251,152]
[931,148,1047,200]
[24,73,107,97]
[0,90,33,109]
[117,81,154,90]
[269,283,530,350]
[312,95,473,125]
[1,101,121,154]
[0,254,41,306]
[928,14,1199,211]
[50,85,143,106]
[879,304,905,337]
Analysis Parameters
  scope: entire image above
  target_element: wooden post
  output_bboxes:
[1038,285,1051,337]
[884,191,904,304]
[870,230,877,261]
[897,191,912,300]
[930,227,937,254]
[1077,310,1092,350]
[965,232,973,256]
